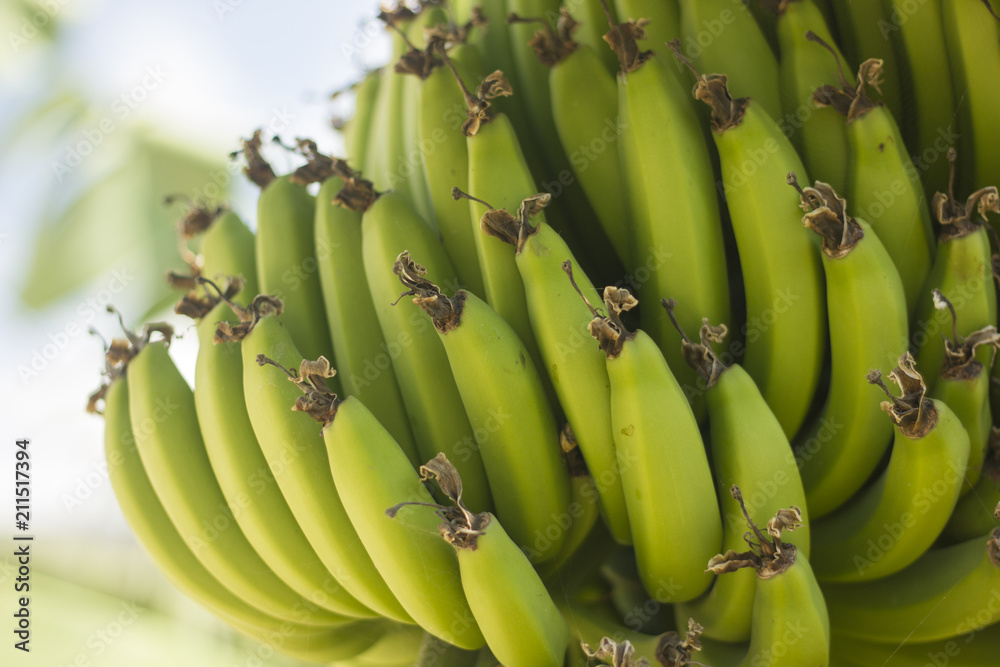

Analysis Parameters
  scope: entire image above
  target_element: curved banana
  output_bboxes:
[395,253,571,563]
[676,0,783,121]
[884,0,955,191]
[942,0,1000,192]
[824,527,1000,644]
[224,615,391,664]
[665,302,809,642]
[810,46,935,317]
[708,489,830,667]
[126,335,345,626]
[230,302,411,623]
[417,455,569,666]
[830,623,1000,667]
[197,209,259,297]
[770,0,854,194]
[788,179,909,519]
[398,10,436,225]
[577,281,721,602]
[307,157,419,464]
[942,429,1000,544]
[349,182,491,513]
[672,49,825,439]
[341,69,381,169]
[236,133,335,368]
[100,370,340,635]
[810,354,970,583]
[413,633,480,667]
[608,26,731,424]
[274,359,486,651]
[467,190,630,544]
[913,157,999,391]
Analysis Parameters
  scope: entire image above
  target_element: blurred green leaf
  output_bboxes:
[19,127,227,315]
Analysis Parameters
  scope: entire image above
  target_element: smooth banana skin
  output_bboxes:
[195,305,376,620]
[830,623,1000,667]
[669,305,809,642]
[540,432,604,574]
[676,0,783,121]
[772,0,854,194]
[789,181,908,520]
[542,15,632,268]
[416,39,486,295]
[237,309,411,623]
[583,286,721,602]
[611,0,689,94]
[253,169,336,370]
[942,0,1000,193]
[413,633,480,667]
[912,170,999,392]
[102,375,341,635]
[823,528,1000,644]
[570,0,620,76]
[224,615,392,664]
[398,11,436,225]
[828,0,903,122]
[474,198,629,545]
[197,209,259,296]
[613,31,731,424]
[708,493,830,667]
[342,69,381,168]
[395,253,572,563]
[884,0,954,192]
[811,357,971,583]
[812,54,934,317]
[420,455,569,667]
[357,187,492,514]
[942,429,1000,544]
[348,624,426,667]
[304,388,484,650]
[127,339,349,626]
[675,57,824,440]
[314,175,418,464]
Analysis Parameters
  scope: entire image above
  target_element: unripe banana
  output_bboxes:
[810,354,971,583]
[197,209,259,297]
[342,69,381,169]
[665,301,809,642]
[788,178,909,519]
[942,429,1000,544]
[576,279,721,602]
[824,527,1000,644]
[673,50,825,439]
[274,360,485,651]
[830,623,1000,667]
[395,253,572,563]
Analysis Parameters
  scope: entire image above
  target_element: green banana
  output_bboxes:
[574,279,721,602]
[788,178,909,519]
[465,189,630,545]
[542,427,605,573]
[770,0,854,194]
[676,0,783,121]
[672,49,825,440]
[830,623,1000,667]
[274,359,486,651]
[197,209,259,296]
[398,10,436,225]
[942,429,1000,544]
[126,334,344,626]
[810,43,935,316]
[884,0,955,192]
[304,154,419,464]
[824,528,1000,644]
[707,488,830,667]
[348,182,491,513]
[341,68,381,169]
[224,615,391,664]
[608,26,731,424]
[665,301,809,642]
[511,8,631,268]
[827,0,903,122]
[395,252,572,563]
[929,293,999,493]
[913,153,999,391]
[99,368,336,635]
[942,0,1000,193]
[415,454,570,666]
[810,354,971,583]
[228,301,411,623]
[413,633,480,667]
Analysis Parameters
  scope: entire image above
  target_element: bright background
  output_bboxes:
[0,1,392,664]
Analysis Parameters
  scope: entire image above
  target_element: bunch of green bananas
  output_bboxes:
[86,0,1000,665]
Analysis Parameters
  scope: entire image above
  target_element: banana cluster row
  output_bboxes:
[89,0,1000,665]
